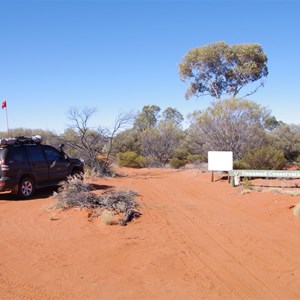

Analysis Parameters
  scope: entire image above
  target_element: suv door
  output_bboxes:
[42,145,69,180]
[25,145,49,183]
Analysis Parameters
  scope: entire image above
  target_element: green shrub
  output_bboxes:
[169,157,187,169]
[243,145,286,170]
[187,153,206,164]
[117,151,147,168]
[173,149,189,160]
[233,160,250,169]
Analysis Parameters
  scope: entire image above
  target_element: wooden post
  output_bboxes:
[230,176,235,187]
[211,171,214,182]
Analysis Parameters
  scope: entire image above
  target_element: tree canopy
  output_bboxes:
[187,98,270,159]
[131,105,185,166]
[134,105,161,132]
[179,41,268,100]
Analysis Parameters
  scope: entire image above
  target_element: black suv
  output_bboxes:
[0,136,84,198]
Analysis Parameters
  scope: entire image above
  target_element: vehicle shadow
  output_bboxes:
[0,186,60,201]
[0,184,114,201]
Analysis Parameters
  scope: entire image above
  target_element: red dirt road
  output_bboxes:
[1,168,300,299]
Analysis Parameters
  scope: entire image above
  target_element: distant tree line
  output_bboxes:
[1,99,300,173]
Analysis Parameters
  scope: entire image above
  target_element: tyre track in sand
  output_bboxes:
[124,169,300,299]
[0,273,81,300]
[0,199,87,300]
[133,177,271,298]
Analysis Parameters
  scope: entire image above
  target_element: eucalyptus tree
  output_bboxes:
[179,41,268,100]
[134,105,161,132]
[162,107,184,127]
[140,107,185,166]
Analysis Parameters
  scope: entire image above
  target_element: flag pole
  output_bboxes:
[5,106,9,136]
[2,99,9,136]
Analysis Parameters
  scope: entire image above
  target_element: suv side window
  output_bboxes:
[6,146,27,162]
[43,145,65,162]
[25,145,46,161]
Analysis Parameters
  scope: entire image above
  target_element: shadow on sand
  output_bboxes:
[0,183,115,202]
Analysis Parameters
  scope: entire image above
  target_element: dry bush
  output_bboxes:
[52,175,95,210]
[51,175,141,225]
[94,190,139,213]
[83,167,100,180]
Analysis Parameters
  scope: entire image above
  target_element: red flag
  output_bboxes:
[2,99,6,109]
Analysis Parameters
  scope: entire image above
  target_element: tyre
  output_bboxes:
[18,177,35,198]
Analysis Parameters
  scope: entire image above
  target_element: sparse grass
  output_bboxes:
[242,177,252,190]
[49,211,59,221]
[101,210,119,225]
[83,168,99,181]
[261,188,300,196]
[239,177,300,196]
[241,189,252,195]
[293,203,300,217]
[43,205,60,221]
[51,174,141,225]
[197,162,208,173]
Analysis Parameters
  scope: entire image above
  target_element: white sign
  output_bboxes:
[208,151,233,171]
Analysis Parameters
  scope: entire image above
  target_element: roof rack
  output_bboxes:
[0,135,43,146]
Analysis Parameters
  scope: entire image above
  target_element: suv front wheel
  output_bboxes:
[19,177,35,198]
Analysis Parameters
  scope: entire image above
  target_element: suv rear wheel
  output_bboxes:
[19,177,35,198]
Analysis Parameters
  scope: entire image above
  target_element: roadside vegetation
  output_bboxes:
[2,100,298,173]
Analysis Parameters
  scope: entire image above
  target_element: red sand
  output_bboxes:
[1,167,300,299]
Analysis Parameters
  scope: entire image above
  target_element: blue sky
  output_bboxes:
[0,0,299,134]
